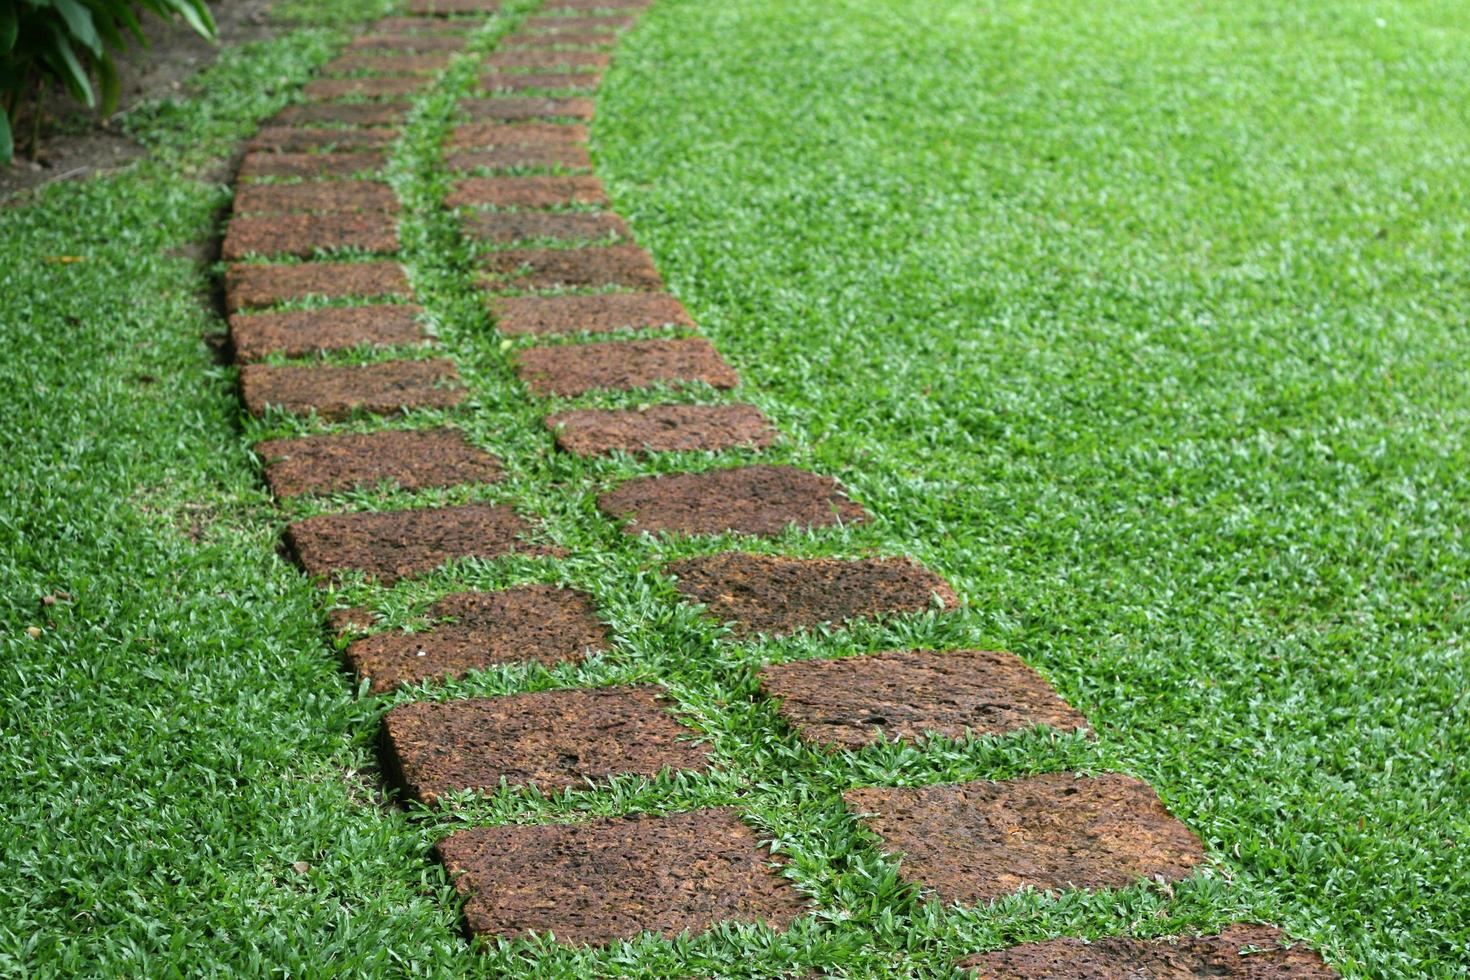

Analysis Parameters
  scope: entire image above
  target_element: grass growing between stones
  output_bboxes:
[1,0,1467,976]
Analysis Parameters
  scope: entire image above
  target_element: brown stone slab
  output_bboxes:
[286,502,553,585]
[273,102,411,127]
[758,649,1089,750]
[958,924,1338,978]
[371,15,475,32]
[491,292,693,336]
[223,261,411,312]
[464,211,627,245]
[408,0,500,13]
[249,127,399,152]
[599,465,867,537]
[480,71,601,92]
[229,305,426,361]
[348,33,467,52]
[324,52,453,74]
[543,0,650,10]
[484,244,662,292]
[345,585,607,691]
[460,97,595,121]
[449,121,588,147]
[666,552,959,638]
[222,214,400,260]
[525,14,635,30]
[446,142,591,171]
[546,403,775,457]
[502,30,616,47]
[304,76,431,100]
[233,181,399,215]
[434,808,806,945]
[844,773,1206,905]
[239,358,462,419]
[256,428,502,498]
[515,337,737,397]
[382,686,711,802]
[484,49,611,70]
[238,151,386,180]
[447,174,606,208]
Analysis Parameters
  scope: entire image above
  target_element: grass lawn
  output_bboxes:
[2,0,1468,976]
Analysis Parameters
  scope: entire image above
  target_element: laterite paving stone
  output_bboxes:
[447,142,591,171]
[371,15,475,32]
[229,305,425,361]
[665,552,958,638]
[516,338,738,396]
[286,502,555,585]
[544,0,650,10]
[460,97,596,121]
[408,0,500,13]
[483,244,663,292]
[233,181,399,215]
[525,15,635,29]
[255,428,502,498]
[463,211,627,245]
[446,174,606,208]
[238,359,462,419]
[545,403,776,456]
[598,465,868,537]
[348,34,467,52]
[484,49,611,70]
[434,808,806,945]
[249,126,399,152]
[479,71,602,93]
[323,53,453,74]
[237,151,386,180]
[381,685,712,801]
[304,76,431,100]
[757,648,1089,750]
[502,30,617,47]
[958,924,1338,978]
[223,261,411,311]
[222,214,400,260]
[273,102,411,127]
[345,584,607,691]
[449,121,589,147]
[844,773,1205,905]
[491,292,693,335]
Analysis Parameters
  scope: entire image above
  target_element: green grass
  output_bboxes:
[1,0,1468,976]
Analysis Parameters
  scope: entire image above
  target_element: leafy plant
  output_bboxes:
[0,0,217,163]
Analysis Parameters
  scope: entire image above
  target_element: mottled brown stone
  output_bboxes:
[845,773,1206,905]
[502,30,616,47]
[229,305,425,361]
[484,49,611,70]
[371,15,475,32]
[327,604,376,634]
[483,244,662,292]
[447,174,606,208]
[515,338,737,397]
[434,808,806,945]
[345,585,607,691]
[273,102,411,127]
[758,649,1089,750]
[286,502,554,585]
[223,261,411,312]
[381,686,711,802]
[666,552,958,638]
[256,428,502,498]
[543,0,649,10]
[599,465,867,537]
[958,924,1338,978]
[463,211,627,245]
[491,292,693,336]
[480,72,601,93]
[449,121,588,147]
[447,142,591,171]
[222,214,400,260]
[249,126,399,153]
[348,33,467,52]
[546,403,775,456]
[233,181,398,215]
[525,14,634,30]
[237,151,385,180]
[460,96,595,121]
[239,359,462,419]
[304,76,431,100]
[408,0,500,13]
[324,53,453,74]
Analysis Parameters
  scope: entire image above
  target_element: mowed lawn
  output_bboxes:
[0,0,1466,976]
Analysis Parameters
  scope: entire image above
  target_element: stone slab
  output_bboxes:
[502,30,616,47]
[224,261,411,312]
[546,403,775,456]
[222,214,400,260]
[598,465,866,537]
[483,244,663,292]
[491,292,693,336]
[446,142,591,171]
[273,102,411,127]
[460,96,596,121]
[484,49,611,70]
[348,33,468,52]
[525,15,635,30]
[249,127,399,153]
[238,151,386,180]
[449,121,588,147]
[233,181,399,215]
[324,53,453,74]
[447,174,606,208]
[304,76,431,100]
[515,337,738,396]
[238,358,462,419]
[480,71,601,93]
[229,305,425,361]
[256,427,502,498]
[463,210,627,245]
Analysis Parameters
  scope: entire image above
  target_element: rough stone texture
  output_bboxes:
[544,0,650,10]
[447,174,606,208]
[408,0,500,12]
[758,648,1089,750]
[460,96,596,121]
[447,142,591,171]
[463,211,627,245]
[844,773,1206,905]
[483,245,662,292]
[434,808,806,945]
[239,359,462,419]
[304,76,431,100]
[491,292,693,336]
[381,686,711,802]
[233,181,399,215]
[484,49,611,70]
[515,338,738,397]
[256,428,502,498]
[525,15,635,30]
[324,52,453,74]
[273,102,411,127]
[327,605,377,634]
[480,72,602,93]
[249,126,399,152]
[502,30,616,47]
[286,502,554,585]
[345,585,607,691]
[957,924,1338,978]
[348,33,467,52]
[224,261,411,312]
[666,552,959,638]
[449,121,588,147]
[229,305,425,361]
[222,214,400,260]
[238,151,386,180]
[599,465,867,537]
[371,15,474,32]
[546,403,775,456]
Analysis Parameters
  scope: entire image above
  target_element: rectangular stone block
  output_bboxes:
[501,31,616,47]
[463,211,628,245]
[348,33,467,52]
[273,102,411,127]
[304,76,430,100]
[515,337,737,396]
[446,174,606,208]
[233,180,399,215]
[446,142,592,171]
[256,427,501,498]
[598,465,867,537]
[224,261,411,312]
[546,403,776,456]
[238,151,386,180]
[490,292,693,336]
[222,214,400,260]
[480,72,601,93]
[229,305,425,361]
[484,49,611,70]
[250,127,399,152]
[449,121,588,147]
[482,244,662,291]
[323,53,453,74]
[460,96,595,121]
[238,358,462,419]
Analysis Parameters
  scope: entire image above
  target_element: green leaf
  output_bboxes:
[156,0,216,41]
[0,5,17,54]
[45,26,94,108]
[0,112,12,165]
[96,51,119,115]
[53,0,102,55]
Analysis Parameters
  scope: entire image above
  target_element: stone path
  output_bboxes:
[219,0,1339,973]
